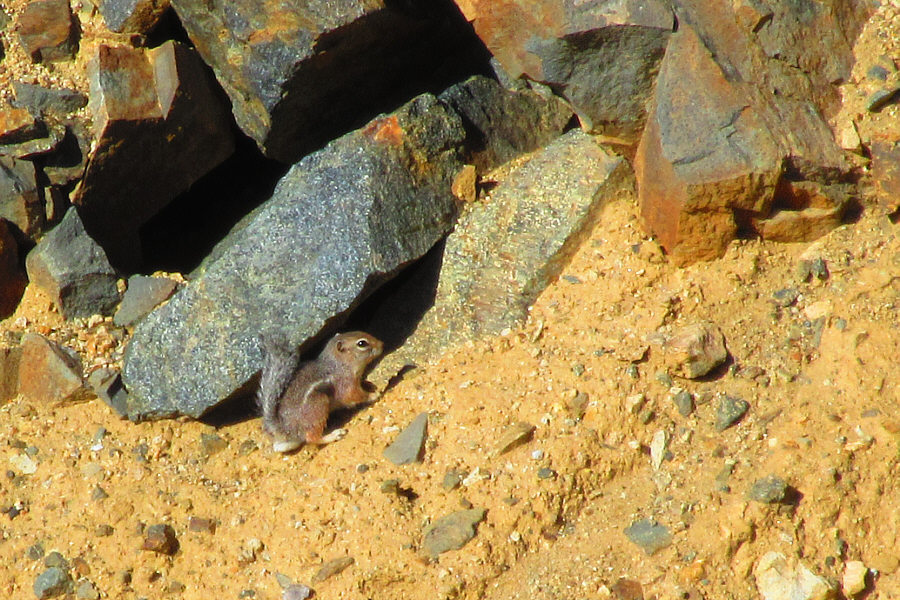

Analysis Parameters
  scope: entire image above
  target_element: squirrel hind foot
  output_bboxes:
[272,439,304,453]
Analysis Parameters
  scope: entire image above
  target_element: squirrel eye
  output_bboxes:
[356,339,369,348]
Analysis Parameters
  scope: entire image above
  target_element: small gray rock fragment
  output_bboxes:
[142,524,178,555]
[86,369,129,417]
[673,389,694,417]
[33,567,71,599]
[624,518,672,555]
[24,208,119,319]
[114,275,177,327]
[312,557,354,583]
[772,288,799,307]
[866,87,900,112]
[282,584,312,600]
[75,579,100,600]
[12,82,87,116]
[492,422,535,456]
[715,395,750,431]
[748,474,789,504]
[199,433,227,457]
[422,508,486,559]
[663,322,728,379]
[383,413,428,465]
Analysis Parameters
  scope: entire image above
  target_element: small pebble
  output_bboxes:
[531,449,544,460]
[441,470,463,492]
[90,486,108,501]
[75,579,100,600]
[44,552,69,570]
[655,371,674,387]
[33,567,71,599]
[380,479,400,495]
[383,412,427,465]
[492,422,535,456]
[188,516,216,534]
[867,64,890,80]
[356,463,369,473]
[866,87,900,112]
[27,543,45,561]
[312,556,354,583]
[142,524,178,555]
[747,474,789,504]
[283,583,312,600]
[772,288,799,307]
[625,364,639,379]
[672,389,694,417]
[199,433,227,457]
[274,573,293,589]
[715,395,749,431]
[624,518,672,555]
[537,467,556,480]
[842,560,868,596]
[167,580,186,593]
[94,524,114,537]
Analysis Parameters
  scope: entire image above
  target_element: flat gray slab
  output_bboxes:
[121,94,465,420]
[372,129,631,386]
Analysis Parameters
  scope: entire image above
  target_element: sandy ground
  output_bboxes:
[2,2,900,600]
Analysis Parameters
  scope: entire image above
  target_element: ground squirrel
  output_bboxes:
[258,331,383,453]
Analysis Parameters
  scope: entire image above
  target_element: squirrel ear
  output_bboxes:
[335,338,346,352]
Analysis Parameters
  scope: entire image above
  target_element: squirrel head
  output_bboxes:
[328,331,383,375]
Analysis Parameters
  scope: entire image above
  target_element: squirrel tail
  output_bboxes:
[257,334,300,436]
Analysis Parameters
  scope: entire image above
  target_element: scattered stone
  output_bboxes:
[86,369,129,417]
[24,208,120,320]
[842,560,868,597]
[74,579,99,600]
[18,332,88,404]
[123,94,465,420]
[754,551,834,600]
[492,422,535,456]
[282,584,312,600]
[747,475,789,504]
[166,580,186,594]
[438,75,573,170]
[0,220,26,318]
[662,322,728,379]
[90,485,108,501]
[610,577,645,600]
[672,389,694,417]
[371,129,630,386]
[451,164,477,203]
[866,87,900,112]
[0,104,42,144]
[188,516,216,534]
[624,518,672,556]
[715,395,750,431]
[99,0,171,33]
[199,433,227,457]
[442,470,464,492]
[41,122,91,186]
[772,288,800,308]
[458,0,672,141]
[0,155,44,237]
[95,524,114,537]
[312,557,354,583]
[12,82,87,116]
[16,0,76,63]
[33,567,71,599]
[537,467,556,480]
[650,430,668,470]
[797,259,829,283]
[383,413,428,465]
[422,508,486,559]
[27,543,45,560]
[239,538,263,565]
[755,182,852,243]
[141,524,178,555]
[75,42,235,269]
[626,393,646,415]
[114,275,178,327]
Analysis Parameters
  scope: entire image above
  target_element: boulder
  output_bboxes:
[455,0,673,142]
[16,0,76,63]
[634,7,858,265]
[170,0,485,163]
[0,155,44,238]
[0,219,26,318]
[24,208,120,320]
[438,75,573,171]
[122,93,466,420]
[370,129,631,385]
[73,41,235,269]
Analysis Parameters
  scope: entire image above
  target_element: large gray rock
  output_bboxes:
[456,0,673,142]
[171,0,482,163]
[122,94,466,420]
[25,208,119,320]
[371,129,631,386]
